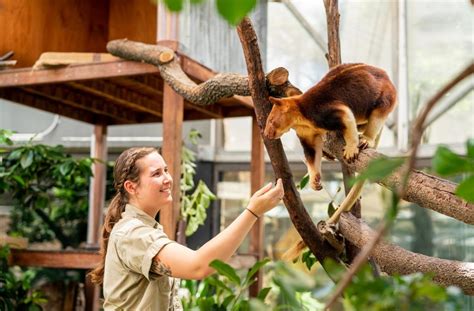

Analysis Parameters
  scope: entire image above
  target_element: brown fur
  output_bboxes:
[264,63,397,191]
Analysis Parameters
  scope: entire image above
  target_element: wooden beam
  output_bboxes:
[111,76,164,99]
[112,76,223,119]
[22,84,140,124]
[0,87,111,125]
[249,116,265,296]
[161,84,184,240]
[86,125,107,248]
[67,80,163,117]
[0,60,159,87]
[10,249,99,270]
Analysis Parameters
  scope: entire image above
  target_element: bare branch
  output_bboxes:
[107,39,250,106]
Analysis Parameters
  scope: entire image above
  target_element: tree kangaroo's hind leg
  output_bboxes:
[360,95,397,149]
[298,134,324,191]
[338,105,360,163]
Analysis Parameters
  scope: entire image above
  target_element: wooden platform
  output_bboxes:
[10,249,100,270]
[0,56,254,125]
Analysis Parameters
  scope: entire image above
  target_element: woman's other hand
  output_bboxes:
[247,178,284,217]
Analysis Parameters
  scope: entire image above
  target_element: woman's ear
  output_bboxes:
[123,180,137,196]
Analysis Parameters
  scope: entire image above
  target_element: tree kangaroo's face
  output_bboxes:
[264,97,295,139]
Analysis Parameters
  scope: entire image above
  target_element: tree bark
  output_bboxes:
[324,134,474,224]
[236,18,340,264]
[339,212,474,295]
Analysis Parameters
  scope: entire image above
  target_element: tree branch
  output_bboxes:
[339,212,474,295]
[324,132,474,225]
[236,18,341,264]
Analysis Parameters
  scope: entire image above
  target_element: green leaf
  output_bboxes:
[12,175,26,187]
[20,150,34,169]
[206,276,233,293]
[467,139,474,159]
[163,0,183,11]
[8,148,23,160]
[216,0,257,26]
[244,258,270,286]
[257,287,272,301]
[432,146,473,175]
[455,175,474,203]
[297,173,309,190]
[301,250,317,271]
[352,157,404,185]
[59,161,73,176]
[327,201,336,217]
[209,260,241,285]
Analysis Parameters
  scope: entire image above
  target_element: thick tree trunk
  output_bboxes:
[339,212,474,295]
[324,133,474,225]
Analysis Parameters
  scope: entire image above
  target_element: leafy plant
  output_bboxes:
[432,139,474,202]
[0,246,47,310]
[180,129,216,236]
[0,129,94,248]
[342,264,463,311]
[181,258,271,310]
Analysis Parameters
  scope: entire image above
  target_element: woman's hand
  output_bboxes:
[247,178,284,217]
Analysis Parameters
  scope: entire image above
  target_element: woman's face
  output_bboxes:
[132,152,173,211]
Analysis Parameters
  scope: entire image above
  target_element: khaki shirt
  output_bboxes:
[103,204,182,310]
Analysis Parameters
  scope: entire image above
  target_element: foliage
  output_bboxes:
[158,0,257,26]
[432,139,474,202]
[0,246,47,310]
[351,157,404,185]
[180,129,216,236]
[0,130,94,248]
[342,265,463,311]
[181,258,271,310]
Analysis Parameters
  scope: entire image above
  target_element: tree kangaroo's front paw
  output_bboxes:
[310,173,323,191]
[343,144,359,163]
[358,135,375,150]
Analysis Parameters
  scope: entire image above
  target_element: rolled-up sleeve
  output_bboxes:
[116,221,175,280]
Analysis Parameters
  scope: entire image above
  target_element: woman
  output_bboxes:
[89,147,284,310]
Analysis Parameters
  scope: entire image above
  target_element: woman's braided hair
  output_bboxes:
[88,147,157,284]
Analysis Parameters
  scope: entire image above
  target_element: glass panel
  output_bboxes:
[407,0,473,145]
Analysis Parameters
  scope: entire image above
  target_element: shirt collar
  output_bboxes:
[123,203,161,229]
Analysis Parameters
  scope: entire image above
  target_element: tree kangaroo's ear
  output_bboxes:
[267,67,289,86]
[269,96,283,106]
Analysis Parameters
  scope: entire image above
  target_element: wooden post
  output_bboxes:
[249,116,265,296]
[86,124,107,311]
[87,125,107,247]
[161,84,184,240]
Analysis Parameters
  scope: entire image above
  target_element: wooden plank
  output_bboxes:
[0,87,110,125]
[10,249,100,270]
[86,125,107,248]
[0,61,159,87]
[161,84,184,240]
[249,116,265,296]
[0,0,109,67]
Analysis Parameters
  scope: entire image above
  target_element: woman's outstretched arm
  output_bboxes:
[153,179,284,280]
